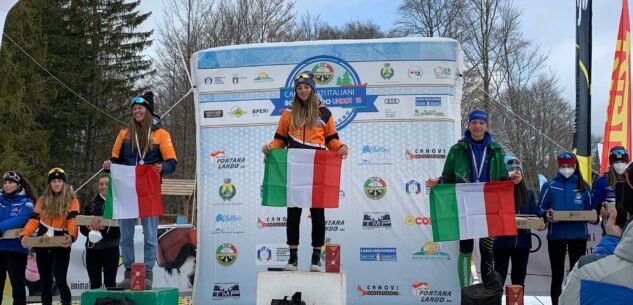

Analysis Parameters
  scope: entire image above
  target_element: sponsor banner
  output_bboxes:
[193,39,464,305]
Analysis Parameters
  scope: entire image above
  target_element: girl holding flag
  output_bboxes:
[538,152,593,305]
[102,91,177,289]
[0,171,36,305]
[262,71,348,272]
[20,167,79,305]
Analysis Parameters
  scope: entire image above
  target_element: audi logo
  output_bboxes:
[384,98,400,104]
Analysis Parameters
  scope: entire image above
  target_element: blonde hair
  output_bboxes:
[125,111,154,154]
[40,182,75,219]
[290,92,320,130]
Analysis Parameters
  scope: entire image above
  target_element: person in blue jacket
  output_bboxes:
[493,156,545,287]
[0,171,36,305]
[538,152,594,305]
[592,146,628,234]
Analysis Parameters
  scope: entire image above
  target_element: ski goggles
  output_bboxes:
[131,97,150,107]
[295,71,315,80]
[3,171,20,183]
[610,149,628,157]
[557,152,574,159]
[48,167,65,175]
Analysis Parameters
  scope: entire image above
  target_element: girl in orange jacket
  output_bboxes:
[262,71,348,272]
[20,168,78,305]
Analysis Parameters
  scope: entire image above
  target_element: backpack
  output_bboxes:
[460,271,503,305]
[270,292,307,305]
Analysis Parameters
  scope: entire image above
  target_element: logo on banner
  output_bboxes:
[414,109,445,117]
[214,214,243,233]
[252,108,269,117]
[384,98,400,104]
[210,150,246,169]
[213,283,241,298]
[357,284,400,296]
[412,242,450,261]
[359,145,392,166]
[434,66,452,79]
[405,148,447,160]
[219,178,236,201]
[408,66,423,79]
[216,243,238,266]
[256,246,272,263]
[415,97,442,107]
[405,180,421,196]
[411,282,453,302]
[230,106,246,118]
[364,177,387,199]
[204,76,225,85]
[312,63,335,84]
[204,110,223,118]
[360,247,397,261]
[257,216,287,228]
[271,55,379,131]
[232,74,247,84]
[254,72,274,83]
[380,63,395,80]
[405,216,432,226]
[363,212,392,229]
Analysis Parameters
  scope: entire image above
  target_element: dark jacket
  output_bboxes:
[0,191,33,253]
[80,193,120,249]
[538,173,594,240]
[494,187,538,249]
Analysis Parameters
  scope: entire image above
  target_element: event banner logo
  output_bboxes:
[358,145,393,166]
[363,212,392,229]
[213,214,244,233]
[271,55,380,131]
[357,284,400,296]
[411,242,451,262]
[255,244,290,266]
[257,216,287,229]
[210,150,246,169]
[213,283,241,299]
[411,282,453,303]
[216,243,238,266]
[360,247,397,262]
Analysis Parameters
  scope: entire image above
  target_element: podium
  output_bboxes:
[80,288,178,305]
[256,271,346,305]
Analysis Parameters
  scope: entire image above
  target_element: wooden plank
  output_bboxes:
[22,236,70,248]
[1,228,22,239]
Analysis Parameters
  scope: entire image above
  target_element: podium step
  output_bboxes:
[256,271,346,305]
[80,288,178,305]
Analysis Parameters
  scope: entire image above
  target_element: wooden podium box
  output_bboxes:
[81,288,178,305]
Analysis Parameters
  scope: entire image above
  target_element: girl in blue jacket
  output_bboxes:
[0,171,36,305]
[494,156,545,287]
[538,152,594,305]
[592,146,628,233]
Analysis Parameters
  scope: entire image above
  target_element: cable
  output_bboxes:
[2,32,127,126]
[74,168,104,193]
[160,88,193,118]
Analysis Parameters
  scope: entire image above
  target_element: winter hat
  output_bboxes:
[556,152,576,168]
[468,109,488,124]
[609,146,629,164]
[47,167,67,184]
[504,155,523,171]
[130,91,155,115]
[3,171,22,186]
[294,71,316,92]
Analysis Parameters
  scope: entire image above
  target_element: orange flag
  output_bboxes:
[602,0,632,175]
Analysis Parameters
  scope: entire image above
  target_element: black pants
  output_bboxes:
[493,247,530,286]
[548,239,587,305]
[460,238,495,282]
[286,208,325,247]
[0,250,27,305]
[86,246,119,289]
[36,247,71,305]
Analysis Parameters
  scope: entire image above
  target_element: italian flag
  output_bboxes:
[262,149,342,208]
[104,164,164,219]
[429,181,517,242]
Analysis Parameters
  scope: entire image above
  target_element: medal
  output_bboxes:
[139,160,145,165]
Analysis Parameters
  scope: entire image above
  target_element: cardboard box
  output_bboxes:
[325,243,340,273]
[515,216,544,230]
[1,229,22,239]
[22,236,70,248]
[505,285,524,305]
[76,215,119,227]
[130,263,146,291]
[552,210,597,222]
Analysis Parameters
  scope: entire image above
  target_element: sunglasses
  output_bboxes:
[3,171,20,182]
[131,97,149,106]
[557,152,574,159]
[295,72,314,80]
[610,149,628,156]
[48,167,65,174]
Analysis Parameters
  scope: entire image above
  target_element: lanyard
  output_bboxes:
[469,144,487,182]
[134,125,152,165]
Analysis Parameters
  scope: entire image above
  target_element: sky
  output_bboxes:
[139,0,629,136]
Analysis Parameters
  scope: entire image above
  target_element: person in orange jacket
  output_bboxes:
[262,71,348,272]
[20,168,79,305]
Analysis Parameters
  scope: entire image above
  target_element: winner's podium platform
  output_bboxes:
[256,271,346,305]
[81,288,178,305]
